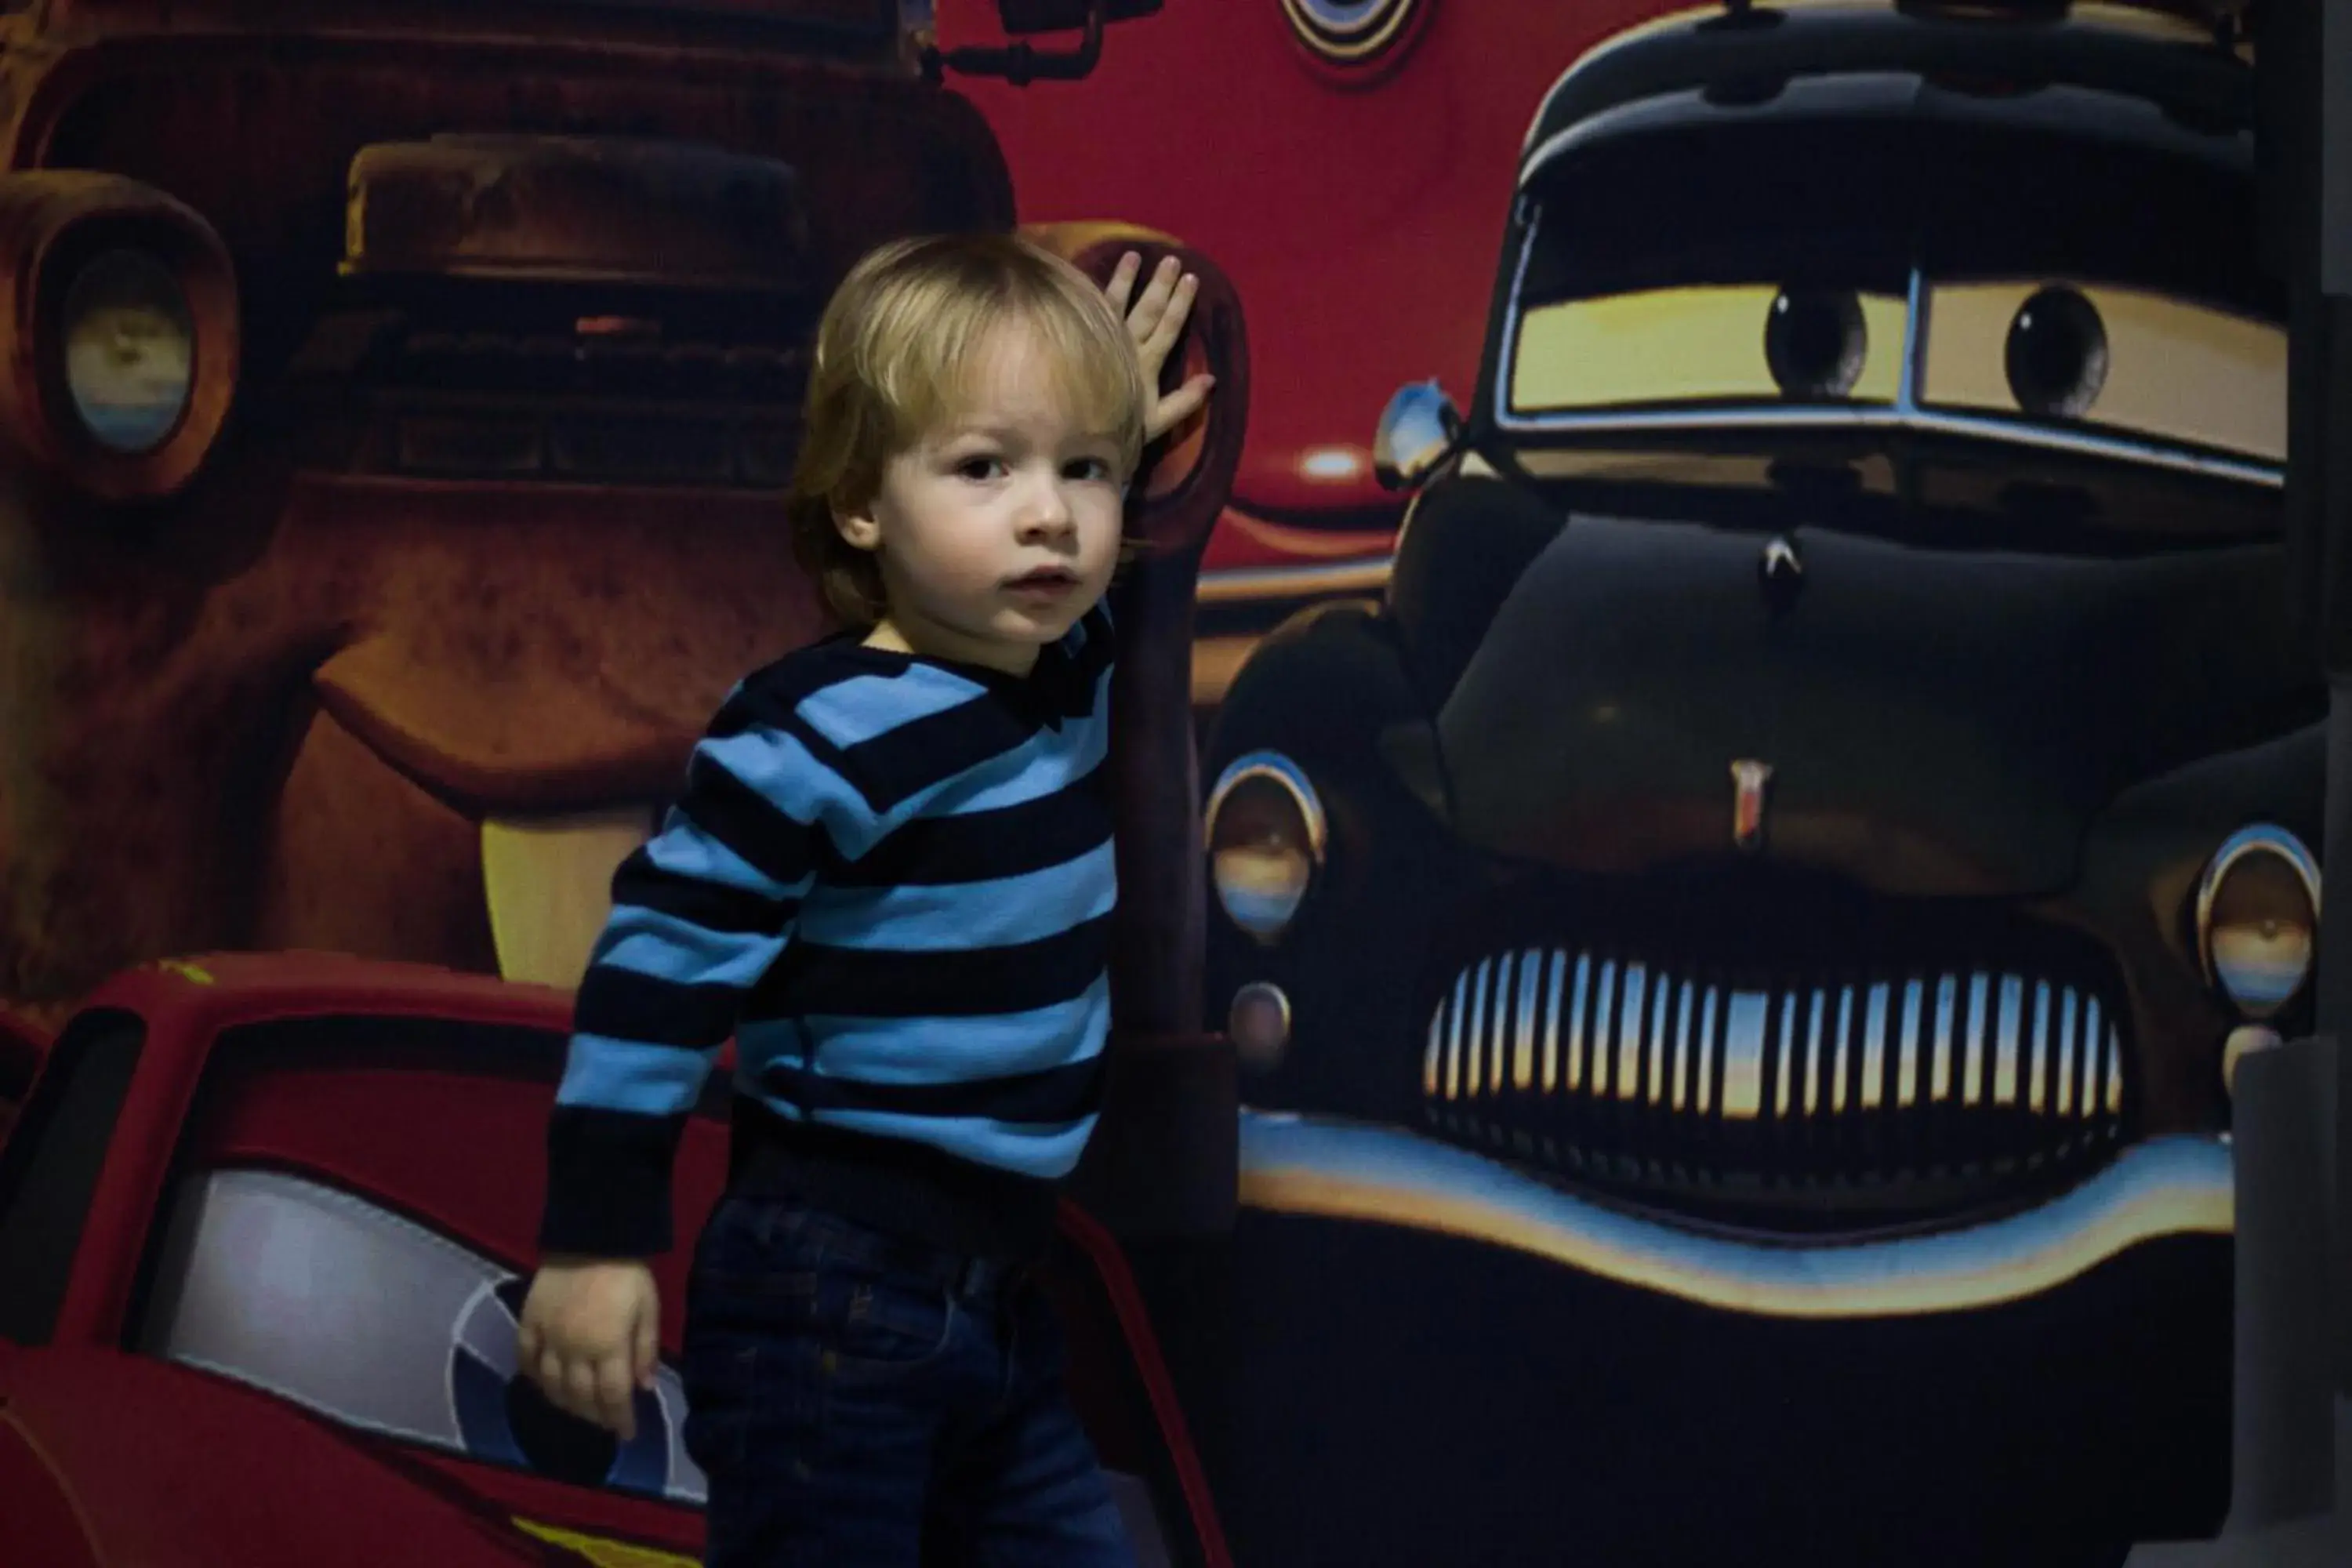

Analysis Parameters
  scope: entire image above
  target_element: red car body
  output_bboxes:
[0,952,1229,1567]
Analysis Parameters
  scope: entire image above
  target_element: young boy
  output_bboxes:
[515,233,1214,1566]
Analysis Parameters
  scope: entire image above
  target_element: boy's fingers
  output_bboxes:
[1126,258,1182,340]
[1105,250,1142,310]
[633,1311,660,1391]
[1141,276,1199,363]
[515,1316,541,1367]
[1145,375,1215,442]
[564,1359,603,1423]
[595,1355,638,1440]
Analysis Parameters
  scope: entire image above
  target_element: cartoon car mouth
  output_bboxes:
[294,498,801,993]
[310,648,673,989]
[476,808,661,989]
[325,684,667,990]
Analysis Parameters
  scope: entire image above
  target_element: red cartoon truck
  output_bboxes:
[0,0,1241,1023]
[0,953,1231,1566]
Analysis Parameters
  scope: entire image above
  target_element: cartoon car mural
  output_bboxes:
[962,0,1719,711]
[1202,2,2296,1560]
[0,0,1244,1026]
[0,953,1230,1566]
[0,3,1254,1561]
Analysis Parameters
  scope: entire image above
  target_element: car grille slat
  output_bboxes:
[1423,945,2133,1225]
[1446,969,1461,1098]
[2057,986,2080,1120]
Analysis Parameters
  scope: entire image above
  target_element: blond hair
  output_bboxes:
[788,232,1150,626]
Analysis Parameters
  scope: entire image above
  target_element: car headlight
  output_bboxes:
[2195,825,2320,1020]
[1206,750,1326,946]
[62,249,196,455]
[0,172,239,502]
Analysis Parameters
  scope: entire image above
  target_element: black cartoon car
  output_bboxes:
[1202,2,2308,1562]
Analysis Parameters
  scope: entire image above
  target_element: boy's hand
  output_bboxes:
[1106,251,1217,444]
[516,1256,662,1440]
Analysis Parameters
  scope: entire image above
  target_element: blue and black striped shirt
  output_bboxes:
[539,606,1116,1259]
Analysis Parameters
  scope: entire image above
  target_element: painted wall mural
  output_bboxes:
[0,2,2302,1566]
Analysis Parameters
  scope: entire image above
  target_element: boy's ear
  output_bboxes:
[833,500,882,553]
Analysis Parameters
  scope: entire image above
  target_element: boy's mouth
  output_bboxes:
[1005,566,1080,593]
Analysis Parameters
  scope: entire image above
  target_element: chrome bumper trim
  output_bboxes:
[1237,1109,2232,1319]
[1196,555,1395,603]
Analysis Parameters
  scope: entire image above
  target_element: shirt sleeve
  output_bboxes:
[536,701,844,1258]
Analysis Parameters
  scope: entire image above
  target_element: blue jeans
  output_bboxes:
[680,1192,1138,1568]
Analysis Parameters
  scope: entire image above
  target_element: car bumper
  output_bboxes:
[1228,1107,2235,1558]
[1237,1108,2233,1319]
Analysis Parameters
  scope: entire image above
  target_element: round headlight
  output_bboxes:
[62,249,195,455]
[2196,826,2321,1020]
[1206,751,1327,946]
[1229,982,1294,1073]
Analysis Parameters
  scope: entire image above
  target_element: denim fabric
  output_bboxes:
[680,1192,1138,1568]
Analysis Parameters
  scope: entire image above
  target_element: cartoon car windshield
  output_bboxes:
[1490,63,2281,547]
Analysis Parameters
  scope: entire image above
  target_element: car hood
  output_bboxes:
[1432,515,2318,896]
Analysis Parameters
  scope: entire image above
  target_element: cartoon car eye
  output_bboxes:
[1764,288,1875,401]
[1510,284,1909,412]
[135,1167,706,1506]
[2002,285,2110,418]
[60,248,196,456]
[1921,279,2284,460]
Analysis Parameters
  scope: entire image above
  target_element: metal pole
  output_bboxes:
[2121,5,2347,1559]
[2226,1031,2339,1526]
[2311,0,2352,1423]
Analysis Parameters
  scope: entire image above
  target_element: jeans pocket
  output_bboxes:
[690,1198,822,1308]
[817,1268,959,1384]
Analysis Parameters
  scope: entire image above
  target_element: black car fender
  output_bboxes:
[1385,469,1565,716]
[1210,596,1433,866]
[2063,719,2327,1131]
[1204,599,1475,1119]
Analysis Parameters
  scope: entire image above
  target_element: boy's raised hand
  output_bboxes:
[516,1256,662,1441]
[1106,251,1217,444]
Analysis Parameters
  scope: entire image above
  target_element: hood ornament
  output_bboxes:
[1759,534,1803,612]
[1731,759,1774,852]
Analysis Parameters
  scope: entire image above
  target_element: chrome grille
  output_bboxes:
[296,314,813,488]
[1421,947,2130,1223]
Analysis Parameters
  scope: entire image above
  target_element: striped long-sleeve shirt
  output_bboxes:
[538,605,1116,1261]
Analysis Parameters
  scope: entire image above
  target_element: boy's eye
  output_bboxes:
[953,456,1007,481]
[1065,457,1115,482]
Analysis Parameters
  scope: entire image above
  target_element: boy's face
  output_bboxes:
[837,321,1126,675]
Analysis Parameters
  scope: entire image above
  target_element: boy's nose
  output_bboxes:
[1016,483,1075,538]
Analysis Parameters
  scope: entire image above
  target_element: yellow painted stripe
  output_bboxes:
[511,1517,698,1568]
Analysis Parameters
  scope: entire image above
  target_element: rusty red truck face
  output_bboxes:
[0,7,1033,1019]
